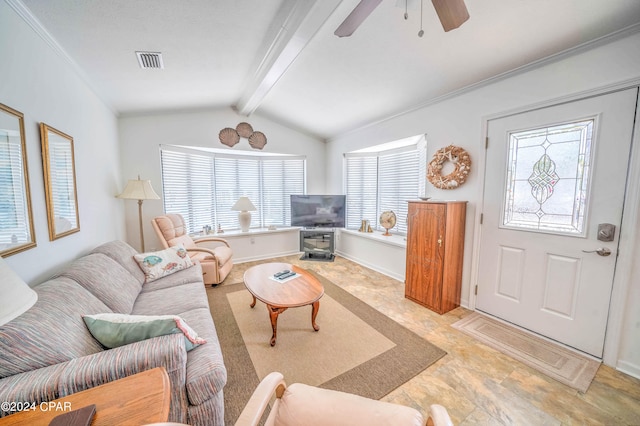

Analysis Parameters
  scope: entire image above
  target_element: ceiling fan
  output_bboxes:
[334,0,470,37]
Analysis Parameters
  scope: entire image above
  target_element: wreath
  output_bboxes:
[427,145,471,189]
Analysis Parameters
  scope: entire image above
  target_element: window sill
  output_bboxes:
[339,228,407,248]
[193,226,302,239]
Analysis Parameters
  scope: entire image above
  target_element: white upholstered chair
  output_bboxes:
[235,372,454,426]
[151,213,233,285]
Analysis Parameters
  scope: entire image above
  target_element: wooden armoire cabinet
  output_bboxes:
[405,200,467,314]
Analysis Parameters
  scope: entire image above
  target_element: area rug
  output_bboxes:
[452,312,600,392]
[207,272,446,424]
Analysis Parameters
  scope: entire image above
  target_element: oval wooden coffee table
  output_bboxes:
[243,262,324,346]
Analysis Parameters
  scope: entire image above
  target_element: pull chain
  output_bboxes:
[418,0,424,37]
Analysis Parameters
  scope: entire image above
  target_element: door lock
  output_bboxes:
[582,247,612,257]
[597,223,615,242]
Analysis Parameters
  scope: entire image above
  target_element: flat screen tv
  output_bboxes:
[290,195,346,228]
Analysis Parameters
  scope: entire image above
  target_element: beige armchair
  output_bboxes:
[235,372,454,426]
[151,214,233,285]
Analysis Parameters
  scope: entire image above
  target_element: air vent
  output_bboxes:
[136,51,164,69]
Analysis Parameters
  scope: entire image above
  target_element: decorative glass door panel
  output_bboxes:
[502,119,594,236]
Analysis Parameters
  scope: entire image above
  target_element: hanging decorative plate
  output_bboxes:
[427,145,471,189]
[248,131,267,149]
[236,122,254,138]
[219,127,240,147]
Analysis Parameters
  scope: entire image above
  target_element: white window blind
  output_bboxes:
[344,137,426,235]
[214,156,261,230]
[161,149,216,232]
[345,156,377,230]
[160,146,305,233]
[378,148,419,234]
[262,159,306,226]
[0,132,31,246]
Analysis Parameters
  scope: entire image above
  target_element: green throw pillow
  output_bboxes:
[83,313,206,351]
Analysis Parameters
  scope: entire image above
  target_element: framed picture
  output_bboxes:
[40,123,80,240]
[0,103,36,256]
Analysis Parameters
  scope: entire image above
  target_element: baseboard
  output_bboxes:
[616,360,640,380]
[232,250,301,264]
[335,250,404,282]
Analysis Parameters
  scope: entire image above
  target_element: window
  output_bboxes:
[160,145,305,233]
[502,120,594,235]
[344,135,427,234]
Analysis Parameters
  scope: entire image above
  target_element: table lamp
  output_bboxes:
[0,257,38,325]
[231,196,257,232]
[117,176,160,251]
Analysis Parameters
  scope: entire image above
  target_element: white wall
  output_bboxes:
[196,228,301,264]
[326,31,640,372]
[117,108,326,252]
[336,230,407,281]
[1,2,124,284]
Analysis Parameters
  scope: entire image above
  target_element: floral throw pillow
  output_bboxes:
[133,244,193,282]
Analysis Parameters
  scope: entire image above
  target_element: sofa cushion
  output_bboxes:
[132,282,210,316]
[58,253,142,314]
[0,278,108,378]
[90,240,145,284]
[134,245,194,282]
[83,313,206,351]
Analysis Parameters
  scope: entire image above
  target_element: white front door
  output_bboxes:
[477,88,638,357]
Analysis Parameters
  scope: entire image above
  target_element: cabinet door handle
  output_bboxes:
[437,235,442,247]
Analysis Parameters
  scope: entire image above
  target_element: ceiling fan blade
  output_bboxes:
[334,0,383,37]
[431,0,469,32]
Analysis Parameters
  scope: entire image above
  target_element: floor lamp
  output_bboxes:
[117,176,160,252]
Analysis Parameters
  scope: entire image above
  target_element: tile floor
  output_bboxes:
[223,254,640,425]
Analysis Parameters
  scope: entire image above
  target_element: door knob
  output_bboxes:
[582,248,612,257]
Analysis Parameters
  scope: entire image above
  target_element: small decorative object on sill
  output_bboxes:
[217,223,224,234]
[219,127,240,147]
[236,122,254,138]
[427,145,471,189]
[367,223,373,232]
[248,131,267,150]
[358,219,368,232]
[379,211,396,236]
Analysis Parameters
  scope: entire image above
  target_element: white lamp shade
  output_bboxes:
[231,196,257,212]
[0,257,37,325]
[117,177,160,200]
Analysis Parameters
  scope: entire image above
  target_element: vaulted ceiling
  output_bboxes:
[17,0,640,140]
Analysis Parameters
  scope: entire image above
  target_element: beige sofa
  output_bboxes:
[0,240,227,425]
